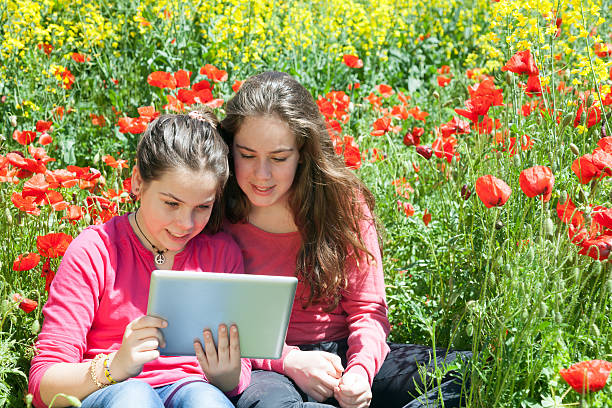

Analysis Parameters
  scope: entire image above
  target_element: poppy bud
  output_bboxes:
[607,278,612,293]
[0,133,4,142]
[415,145,433,160]
[578,188,587,203]
[587,93,595,107]
[433,91,440,100]
[495,220,504,230]
[526,247,535,263]
[539,302,548,318]
[602,122,608,139]
[31,319,40,334]
[561,113,574,128]
[9,115,17,127]
[461,184,472,200]
[569,143,580,156]
[443,100,453,107]
[554,311,563,324]
[591,260,602,275]
[489,271,496,285]
[465,323,473,337]
[505,71,513,85]
[580,111,587,125]
[5,208,12,226]
[572,267,581,280]
[93,152,100,166]
[544,218,555,236]
[592,322,600,337]
[513,154,521,167]
[84,213,92,224]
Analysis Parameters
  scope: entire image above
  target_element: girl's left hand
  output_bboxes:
[334,372,372,408]
[194,324,242,392]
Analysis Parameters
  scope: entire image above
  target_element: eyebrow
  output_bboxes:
[235,143,294,154]
[160,192,215,205]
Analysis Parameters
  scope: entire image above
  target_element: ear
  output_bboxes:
[131,165,144,198]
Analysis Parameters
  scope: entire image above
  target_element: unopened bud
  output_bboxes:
[31,320,40,334]
[591,260,602,275]
[580,111,587,125]
[587,93,595,107]
[5,208,12,225]
[9,115,17,127]
[591,322,600,337]
[433,91,440,100]
[505,71,513,85]
[461,184,472,200]
[93,152,100,166]
[602,122,608,139]
[554,311,563,324]
[539,302,548,318]
[443,100,454,107]
[561,113,574,128]
[544,218,554,236]
[569,143,580,156]
[495,220,504,230]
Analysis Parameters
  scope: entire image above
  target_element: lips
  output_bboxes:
[252,184,275,193]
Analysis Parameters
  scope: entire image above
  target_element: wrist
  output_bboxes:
[108,352,130,382]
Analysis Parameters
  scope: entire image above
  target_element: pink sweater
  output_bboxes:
[223,213,390,385]
[29,214,251,408]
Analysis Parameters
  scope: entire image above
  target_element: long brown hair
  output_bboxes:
[220,72,380,309]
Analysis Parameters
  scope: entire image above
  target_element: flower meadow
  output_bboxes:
[1,0,612,406]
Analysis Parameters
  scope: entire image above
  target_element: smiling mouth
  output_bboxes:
[167,231,190,239]
[252,184,274,193]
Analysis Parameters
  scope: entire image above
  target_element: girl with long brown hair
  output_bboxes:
[221,71,470,408]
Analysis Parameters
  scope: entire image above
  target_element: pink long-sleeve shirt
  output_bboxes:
[223,212,390,385]
[29,214,251,408]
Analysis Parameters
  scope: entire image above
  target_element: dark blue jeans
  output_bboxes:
[233,340,471,408]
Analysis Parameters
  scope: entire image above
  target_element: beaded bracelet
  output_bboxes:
[89,354,108,389]
[103,355,118,385]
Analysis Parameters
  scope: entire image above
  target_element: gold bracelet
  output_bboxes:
[89,354,109,389]
[103,355,118,385]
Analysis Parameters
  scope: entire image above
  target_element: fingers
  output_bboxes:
[323,352,345,377]
[228,324,241,363]
[133,315,167,330]
[194,338,208,370]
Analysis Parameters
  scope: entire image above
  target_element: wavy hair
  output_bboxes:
[220,71,380,309]
[137,109,229,233]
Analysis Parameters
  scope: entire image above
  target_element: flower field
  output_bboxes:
[1,0,612,406]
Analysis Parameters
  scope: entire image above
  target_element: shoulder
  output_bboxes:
[192,228,243,255]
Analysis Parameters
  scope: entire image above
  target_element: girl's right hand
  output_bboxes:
[111,315,167,381]
[284,349,344,402]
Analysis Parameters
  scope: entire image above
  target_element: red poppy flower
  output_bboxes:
[392,178,413,200]
[599,137,612,153]
[193,80,213,92]
[437,75,452,87]
[37,43,53,55]
[572,154,601,184]
[404,127,424,146]
[147,71,176,89]
[22,173,50,201]
[6,151,45,175]
[71,52,87,63]
[12,293,38,313]
[137,106,159,121]
[53,67,75,89]
[12,130,37,145]
[163,94,184,112]
[437,65,451,74]
[397,200,415,217]
[232,80,243,92]
[200,64,228,82]
[519,166,554,202]
[524,75,542,96]
[174,69,191,88]
[117,117,148,134]
[41,258,56,292]
[375,84,394,97]
[501,49,539,76]
[557,195,584,227]
[592,149,612,176]
[45,190,68,211]
[46,169,78,188]
[342,54,363,69]
[422,209,431,226]
[62,204,84,223]
[102,154,128,169]
[416,145,433,160]
[38,132,52,145]
[364,93,383,110]
[371,117,391,136]
[13,252,41,271]
[408,106,429,121]
[90,114,106,126]
[340,136,361,170]
[592,206,612,229]
[439,117,471,138]
[560,360,612,393]
[475,175,511,208]
[36,120,52,133]
[432,136,459,164]
[579,235,612,260]
[37,232,73,258]
[11,191,40,215]
[593,43,612,58]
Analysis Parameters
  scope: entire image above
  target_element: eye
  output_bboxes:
[165,201,179,207]
[198,204,212,210]
[239,153,255,159]
[272,157,287,162]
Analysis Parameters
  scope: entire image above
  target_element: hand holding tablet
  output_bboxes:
[147,270,298,359]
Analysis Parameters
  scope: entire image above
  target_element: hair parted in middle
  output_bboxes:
[220,71,380,310]
[136,108,229,233]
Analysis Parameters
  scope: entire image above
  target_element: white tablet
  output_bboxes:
[146,270,297,359]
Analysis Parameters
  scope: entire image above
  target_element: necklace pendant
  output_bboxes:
[154,253,166,265]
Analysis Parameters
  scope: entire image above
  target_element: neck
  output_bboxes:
[248,204,298,234]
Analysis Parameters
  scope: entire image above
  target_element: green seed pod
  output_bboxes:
[5,208,12,226]
[9,115,17,128]
[561,113,574,128]
[606,278,612,293]
[496,150,503,160]
[580,111,587,125]
[466,323,473,337]
[592,322,600,337]
[573,267,581,280]
[505,71,513,85]
[587,93,595,107]
[433,91,440,100]
[591,261,602,275]
[569,143,580,156]
[544,218,555,237]
[443,100,453,108]
[578,188,587,203]
[512,154,521,167]
[495,220,504,230]
[489,271,496,285]
[93,152,101,166]
[84,213,92,224]
[539,302,548,318]
[31,320,40,335]
[504,263,512,275]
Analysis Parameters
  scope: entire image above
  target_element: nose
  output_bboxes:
[175,208,195,231]
[254,158,271,180]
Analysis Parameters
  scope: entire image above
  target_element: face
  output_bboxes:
[131,166,218,253]
[233,115,300,211]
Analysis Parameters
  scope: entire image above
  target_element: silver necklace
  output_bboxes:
[133,209,168,265]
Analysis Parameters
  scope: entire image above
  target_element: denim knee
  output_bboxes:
[81,380,163,408]
[164,378,233,408]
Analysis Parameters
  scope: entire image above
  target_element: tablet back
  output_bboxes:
[147,270,297,359]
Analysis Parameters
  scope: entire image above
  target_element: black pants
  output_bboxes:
[233,340,472,408]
